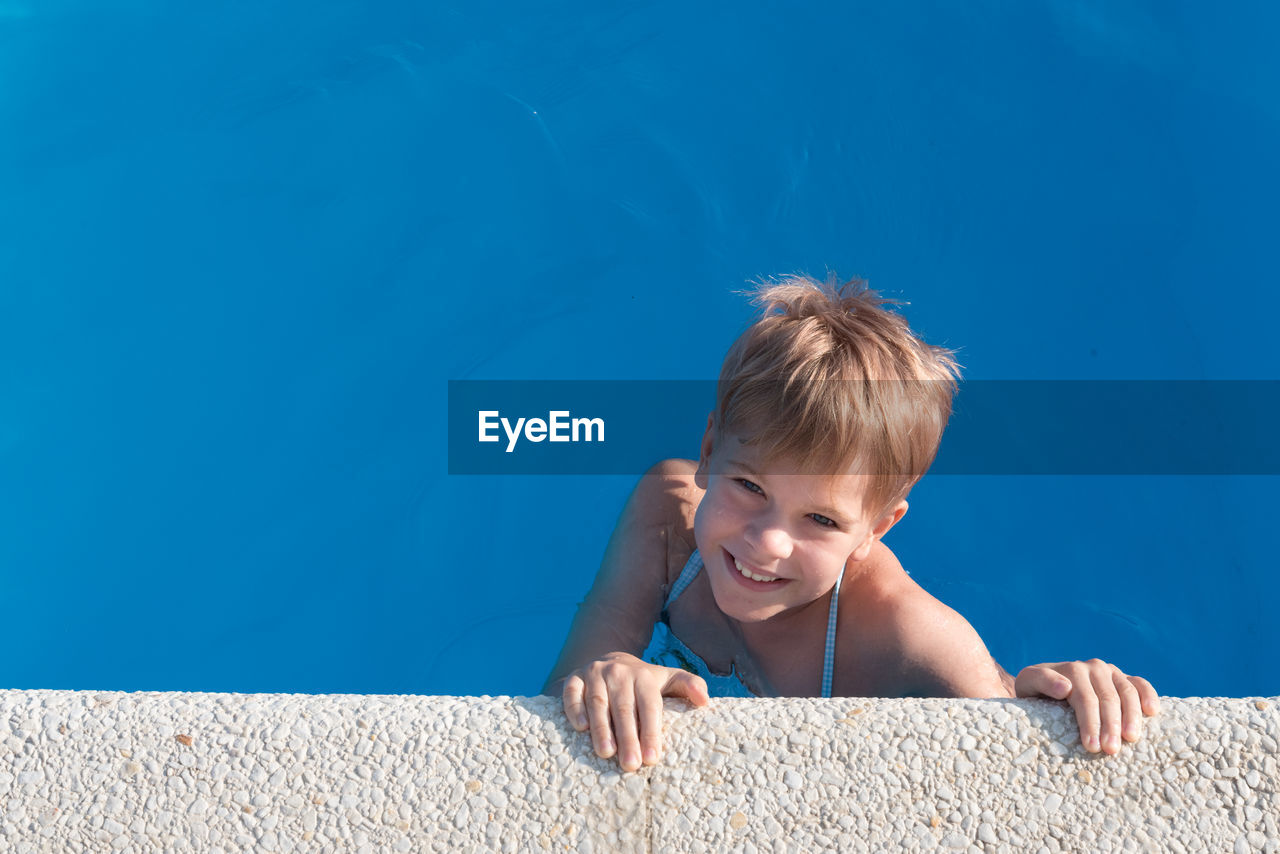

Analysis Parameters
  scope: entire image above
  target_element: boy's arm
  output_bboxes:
[541,459,701,696]
[881,594,1011,700]
[880,570,1159,755]
[542,460,710,772]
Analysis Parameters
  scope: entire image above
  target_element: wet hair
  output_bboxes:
[713,272,961,517]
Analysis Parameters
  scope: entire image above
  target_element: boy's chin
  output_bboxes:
[729,611,778,625]
[709,587,786,624]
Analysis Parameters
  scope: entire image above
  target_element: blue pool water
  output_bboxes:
[2,2,1277,698]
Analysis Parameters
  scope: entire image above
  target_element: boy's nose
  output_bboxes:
[745,522,793,562]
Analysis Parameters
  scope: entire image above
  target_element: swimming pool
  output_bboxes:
[2,2,1276,698]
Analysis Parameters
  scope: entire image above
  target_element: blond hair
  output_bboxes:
[713,272,960,516]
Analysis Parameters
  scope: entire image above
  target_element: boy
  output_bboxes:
[544,273,1158,772]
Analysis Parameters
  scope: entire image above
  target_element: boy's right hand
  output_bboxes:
[561,652,710,772]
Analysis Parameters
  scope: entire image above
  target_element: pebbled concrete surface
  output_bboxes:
[1,691,1276,852]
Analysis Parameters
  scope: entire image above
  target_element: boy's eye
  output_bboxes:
[809,514,838,529]
[735,478,764,494]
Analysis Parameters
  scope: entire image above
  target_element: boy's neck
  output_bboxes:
[728,587,836,662]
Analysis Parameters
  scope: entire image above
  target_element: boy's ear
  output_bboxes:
[850,500,908,562]
[694,413,715,490]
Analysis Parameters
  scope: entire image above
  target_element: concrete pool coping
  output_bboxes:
[1,690,1276,852]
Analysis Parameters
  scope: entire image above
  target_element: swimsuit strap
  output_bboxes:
[662,550,704,613]
[821,564,845,698]
[664,549,843,698]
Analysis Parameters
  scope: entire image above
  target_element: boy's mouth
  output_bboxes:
[723,548,789,588]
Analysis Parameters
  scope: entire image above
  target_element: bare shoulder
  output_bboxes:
[540,459,704,692]
[645,457,698,479]
[633,459,702,558]
[840,543,1009,699]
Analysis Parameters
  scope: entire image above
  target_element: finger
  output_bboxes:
[562,674,588,731]
[1090,661,1123,755]
[1062,663,1101,753]
[1014,664,1072,700]
[1128,675,1161,716]
[1114,669,1144,743]
[607,675,643,772]
[637,682,665,766]
[665,670,710,706]
[582,671,617,760]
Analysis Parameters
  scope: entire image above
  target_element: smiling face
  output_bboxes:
[693,417,908,625]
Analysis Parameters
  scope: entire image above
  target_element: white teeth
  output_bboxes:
[734,557,781,583]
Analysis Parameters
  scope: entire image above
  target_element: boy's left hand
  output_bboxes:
[1015,660,1160,754]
